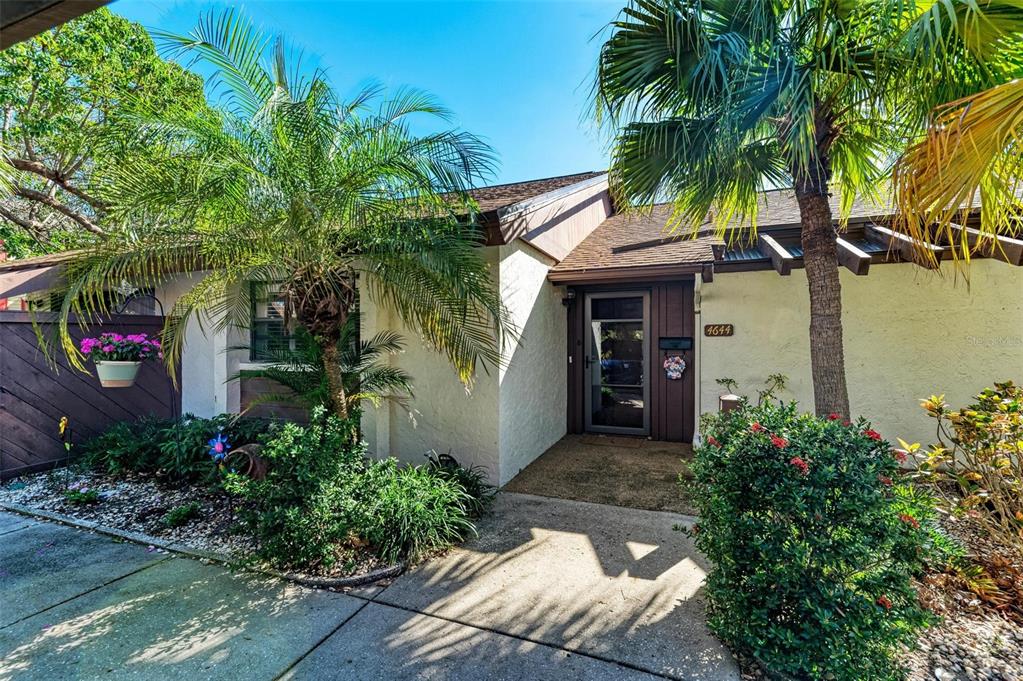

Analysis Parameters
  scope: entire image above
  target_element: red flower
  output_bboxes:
[706,436,721,448]
[892,449,908,464]
[827,413,842,421]
[899,513,920,529]
[864,429,882,441]
[878,475,893,487]
[842,419,851,426]
[770,434,789,449]
[750,422,766,433]
[877,596,892,611]
[789,456,809,475]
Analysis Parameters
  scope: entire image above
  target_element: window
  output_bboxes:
[250,283,296,362]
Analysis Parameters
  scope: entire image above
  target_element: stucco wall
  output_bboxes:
[497,241,568,484]
[359,251,502,482]
[156,273,240,417]
[699,259,1023,447]
[359,241,568,486]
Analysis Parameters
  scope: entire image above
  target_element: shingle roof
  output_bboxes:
[552,204,716,274]
[467,171,605,214]
[551,188,898,275]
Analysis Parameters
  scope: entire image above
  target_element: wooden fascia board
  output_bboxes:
[865,223,947,269]
[947,222,1023,266]
[547,263,704,285]
[835,238,871,275]
[757,234,794,275]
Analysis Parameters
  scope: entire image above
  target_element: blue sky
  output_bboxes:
[111,0,623,186]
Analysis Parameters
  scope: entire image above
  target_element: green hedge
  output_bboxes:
[691,403,935,680]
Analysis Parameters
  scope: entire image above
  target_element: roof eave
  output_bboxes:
[482,173,609,246]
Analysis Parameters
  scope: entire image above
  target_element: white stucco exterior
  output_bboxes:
[497,241,567,484]
[699,259,1023,447]
[359,251,502,482]
[155,273,241,417]
[359,240,568,486]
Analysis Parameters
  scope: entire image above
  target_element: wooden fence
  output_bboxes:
[0,312,180,481]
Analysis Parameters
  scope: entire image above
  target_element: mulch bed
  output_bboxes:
[0,469,386,582]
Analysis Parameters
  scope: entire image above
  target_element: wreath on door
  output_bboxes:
[663,355,686,380]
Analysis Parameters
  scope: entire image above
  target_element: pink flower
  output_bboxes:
[864,429,882,441]
[892,449,908,463]
[789,456,809,475]
[750,422,766,433]
[102,345,114,353]
[770,434,789,449]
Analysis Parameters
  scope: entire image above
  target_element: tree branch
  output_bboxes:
[0,204,48,241]
[14,185,104,235]
[5,157,108,212]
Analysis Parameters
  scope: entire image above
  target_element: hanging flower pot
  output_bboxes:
[94,360,143,388]
[80,332,163,389]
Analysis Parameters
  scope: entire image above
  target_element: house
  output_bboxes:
[1,171,1021,486]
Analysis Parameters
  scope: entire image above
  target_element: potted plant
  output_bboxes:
[80,332,162,387]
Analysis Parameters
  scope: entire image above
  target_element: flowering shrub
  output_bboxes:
[909,381,1023,552]
[80,332,162,362]
[64,481,100,504]
[690,402,934,680]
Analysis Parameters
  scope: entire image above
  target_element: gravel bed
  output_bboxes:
[0,469,256,558]
[0,469,388,581]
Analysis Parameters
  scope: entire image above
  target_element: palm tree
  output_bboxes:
[51,9,512,420]
[232,314,415,417]
[595,0,1023,417]
[894,78,1023,263]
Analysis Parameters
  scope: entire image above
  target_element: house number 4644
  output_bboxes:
[704,324,734,337]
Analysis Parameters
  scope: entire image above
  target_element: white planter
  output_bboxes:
[95,360,142,388]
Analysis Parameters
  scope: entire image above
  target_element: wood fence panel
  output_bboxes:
[0,312,180,480]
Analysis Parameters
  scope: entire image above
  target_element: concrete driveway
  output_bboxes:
[0,495,739,680]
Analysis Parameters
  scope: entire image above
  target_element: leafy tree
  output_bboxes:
[595,0,1023,416]
[51,10,511,420]
[0,9,207,253]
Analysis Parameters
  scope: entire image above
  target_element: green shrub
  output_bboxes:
[229,407,481,571]
[162,502,201,528]
[691,403,934,680]
[359,459,475,564]
[910,381,1023,552]
[226,408,364,570]
[82,414,271,483]
[426,452,496,518]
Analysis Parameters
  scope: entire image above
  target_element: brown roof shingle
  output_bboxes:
[551,188,899,276]
[552,205,716,275]
[467,171,605,214]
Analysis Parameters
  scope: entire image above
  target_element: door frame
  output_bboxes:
[582,290,651,436]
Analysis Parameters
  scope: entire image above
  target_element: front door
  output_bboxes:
[584,292,650,435]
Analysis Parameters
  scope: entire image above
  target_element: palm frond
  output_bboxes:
[893,78,1023,266]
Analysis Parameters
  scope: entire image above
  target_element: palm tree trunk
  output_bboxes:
[320,340,349,420]
[795,189,851,418]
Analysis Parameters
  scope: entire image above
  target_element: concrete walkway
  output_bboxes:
[504,435,695,514]
[0,494,739,681]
